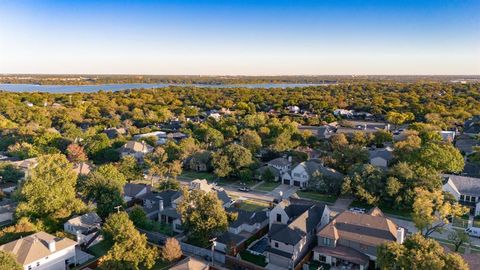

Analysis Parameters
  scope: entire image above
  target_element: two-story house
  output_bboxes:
[267,157,292,174]
[314,208,404,270]
[63,212,101,245]
[215,208,269,255]
[266,198,330,269]
[119,141,153,160]
[0,231,78,270]
[284,160,343,188]
[123,183,151,203]
[442,174,480,216]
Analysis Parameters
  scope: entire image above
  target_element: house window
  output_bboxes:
[274,242,279,248]
[466,195,471,202]
[322,238,331,246]
[318,255,327,262]
[472,196,477,203]
[294,173,301,177]
[276,214,282,222]
[460,195,465,201]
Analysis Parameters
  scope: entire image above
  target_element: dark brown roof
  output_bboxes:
[314,245,369,266]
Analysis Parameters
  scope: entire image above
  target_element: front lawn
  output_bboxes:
[452,215,469,228]
[296,191,337,204]
[88,239,113,258]
[236,200,270,211]
[240,250,267,267]
[180,171,216,181]
[254,181,280,192]
[349,200,412,220]
[138,220,176,236]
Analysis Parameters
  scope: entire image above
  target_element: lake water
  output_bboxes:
[0,83,332,93]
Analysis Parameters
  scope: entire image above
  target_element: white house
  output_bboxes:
[267,157,292,173]
[285,160,343,188]
[0,231,77,270]
[133,131,167,145]
[64,212,101,245]
[267,198,330,269]
[440,131,456,142]
[442,174,480,216]
[369,148,394,169]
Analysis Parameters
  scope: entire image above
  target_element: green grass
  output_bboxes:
[240,250,267,267]
[296,191,337,204]
[180,171,216,181]
[138,220,176,236]
[254,181,280,192]
[236,200,270,211]
[349,200,413,220]
[452,216,469,228]
[87,239,113,258]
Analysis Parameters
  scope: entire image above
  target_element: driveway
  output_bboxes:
[268,184,298,199]
[330,197,354,213]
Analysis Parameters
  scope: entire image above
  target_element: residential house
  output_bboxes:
[186,151,212,172]
[119,141,153,160]
[333,109,354,118]
[102,127,126,139]
[142,190,182,221]
[284,160,343,188]
[463,116,480,137]
[267,198,330,269]
[170,256,210,270]
[64,212,101,245]
[123,183,151,203]
[314,208,404,270]
[133,131,167,145]
[455,134,479,155]
[254,166,281,182]
[298,125,335,140]
[287,106,300,114]
[0,231,78,270]
[189,179,233,208]
[440,130,456,142]
[462,162,480,178]
[442,174,480,216]
[72,162,91,176]
[167,132,188,142]
[215,208,269,255]
[267,157,292,174]
[335,121,390,136]
[369,148,394,169]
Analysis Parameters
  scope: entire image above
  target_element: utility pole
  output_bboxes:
[210,237,217,266]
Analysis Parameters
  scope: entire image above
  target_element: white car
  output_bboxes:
[465,227,480,238]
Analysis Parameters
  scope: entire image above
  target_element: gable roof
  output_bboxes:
[267,157,290,167]
[318,210,399,248]
[124,183,151,198]
[369,148,394,161]
[295,160,344,179]
[444,174,480,195]
[122,141,153,153]
[170,256,209,270]
[227,208,268,228]
[0,231,77,265]
[269,200,328,245]
[65,212,101,231]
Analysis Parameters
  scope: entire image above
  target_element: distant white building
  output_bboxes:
[0,231,78,270]
[440,131,456,142]
[133,131,167,145]
[333,109,353,117]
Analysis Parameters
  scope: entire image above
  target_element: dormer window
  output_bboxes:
[276,214,282,222]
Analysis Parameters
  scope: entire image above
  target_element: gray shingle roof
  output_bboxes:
[299,160,344,179]
[267,157,290,167]
[124,183,150,198]
[369,149,394,161]
[226,208,268,228]
[444,174,480,195]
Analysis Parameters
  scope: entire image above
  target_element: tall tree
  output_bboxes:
[177,188,232,246]
[377,233,468,270]
[16,154,85,224]
[412,188,468,237]
[100,212,158,270]
[0,250,22,270]
[161,238,182,262]
[66,143,87,163]
[211,144,253,178]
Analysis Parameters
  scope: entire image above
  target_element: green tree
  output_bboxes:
[118,156,142,182]
[448,230,470,252]
[342,164,385,205]
[83,164,126,219]
[211,144,253,178]
[144,147,168,186]
[0,164,24,183]
[412,188,469,237]
[177,187,231,246]
[0,250,22,270]
[377,233,468,270]
[100,212,158,270]
[386,111,414,129]
[16,154,85,226]
[240,129,262,153]
[128,206,148,228]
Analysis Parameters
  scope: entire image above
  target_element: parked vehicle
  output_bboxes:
[465,227,480,238]
[349,207,366,214]
[238,187,251,192]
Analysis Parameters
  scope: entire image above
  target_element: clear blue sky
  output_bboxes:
[0,0,479,75]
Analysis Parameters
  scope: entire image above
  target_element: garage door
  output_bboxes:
[283,179,290,185]
[293,181,301,187]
